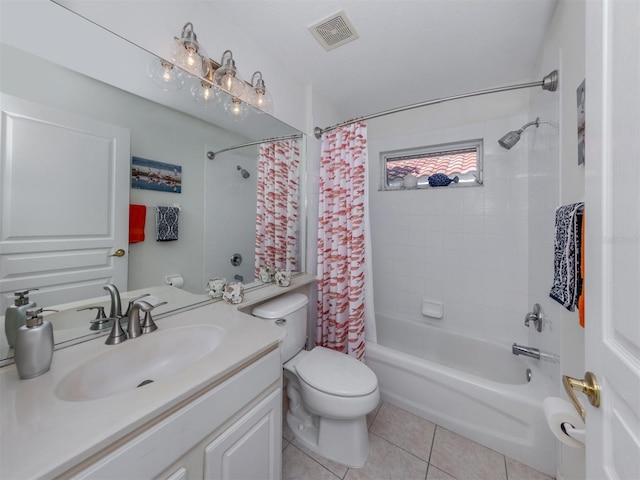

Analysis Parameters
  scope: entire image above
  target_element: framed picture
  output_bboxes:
[577,79,585,165]
[131,157,182,193]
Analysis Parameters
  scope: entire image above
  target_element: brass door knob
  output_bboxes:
[563,371,601,420]
[109,248,126,257]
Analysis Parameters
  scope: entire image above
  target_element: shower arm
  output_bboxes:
[516,117,541,134]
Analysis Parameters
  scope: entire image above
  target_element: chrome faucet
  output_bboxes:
[123,293,151,319]
[126,300,146,339]
[105,299,165,344]
[512,343,541,360]
[103,284,123,319]
[127,300,162,339]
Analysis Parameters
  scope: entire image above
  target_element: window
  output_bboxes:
[381,139,483,190]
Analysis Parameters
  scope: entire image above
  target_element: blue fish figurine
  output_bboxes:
[428,173,459,187]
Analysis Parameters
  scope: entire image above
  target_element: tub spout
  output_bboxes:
[512,343,541,360]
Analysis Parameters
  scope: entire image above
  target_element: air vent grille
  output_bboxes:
[309,10,359,51]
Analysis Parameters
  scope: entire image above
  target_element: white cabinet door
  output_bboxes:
[204,388,282,480]
[0,93,130,311]
[585,1,640,478]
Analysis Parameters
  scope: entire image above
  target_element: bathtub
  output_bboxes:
[365,314,556,476]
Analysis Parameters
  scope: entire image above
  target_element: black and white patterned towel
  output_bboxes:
[156,206,179,241]
[549,202,584,310]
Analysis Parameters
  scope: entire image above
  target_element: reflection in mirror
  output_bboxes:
[0,8,305,363]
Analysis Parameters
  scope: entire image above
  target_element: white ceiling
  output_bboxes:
[203,0,558,119]
[51,0,558,124]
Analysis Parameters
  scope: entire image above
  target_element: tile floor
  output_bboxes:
[282,402,555,480]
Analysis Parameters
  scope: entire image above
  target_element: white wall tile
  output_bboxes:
[368,109,529,347]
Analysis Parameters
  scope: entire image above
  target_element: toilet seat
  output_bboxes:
[295,347,378,397]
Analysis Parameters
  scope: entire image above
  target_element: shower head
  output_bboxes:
[237,165,250,178]
[498,117,540,149]
[498,131,523,150]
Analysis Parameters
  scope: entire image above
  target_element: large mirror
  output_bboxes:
[0,1,306,363]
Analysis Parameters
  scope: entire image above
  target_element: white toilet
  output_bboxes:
[253,293,379,468]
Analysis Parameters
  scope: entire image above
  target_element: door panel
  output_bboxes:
[585,1,640,478]
[0,93,130,311]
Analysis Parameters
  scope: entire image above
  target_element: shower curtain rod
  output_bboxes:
[207,133,303,160]
[313,70,558,139]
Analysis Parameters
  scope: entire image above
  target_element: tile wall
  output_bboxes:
[367,112,532,345]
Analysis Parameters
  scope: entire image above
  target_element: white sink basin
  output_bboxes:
[55,325,225,402]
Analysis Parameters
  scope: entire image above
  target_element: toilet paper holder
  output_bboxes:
[562,371,601,420]
[561,422,586,444]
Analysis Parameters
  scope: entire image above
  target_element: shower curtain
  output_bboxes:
[255,140,300,277]
[316,121,376,361]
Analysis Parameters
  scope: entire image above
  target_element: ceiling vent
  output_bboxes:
[309,10,359,51]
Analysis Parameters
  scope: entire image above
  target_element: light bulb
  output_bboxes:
[213,50,245,98]
[147,59,184,91]
[247,72,273,114]
[170,23,210,77]
[184,46,199,68]
[191,81,219,108]
[248,86,273,114]
[223,97,249,121]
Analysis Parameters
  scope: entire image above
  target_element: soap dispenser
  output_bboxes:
[4,289,37,348]
[15,307,54,379]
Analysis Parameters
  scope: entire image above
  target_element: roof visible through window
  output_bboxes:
[382,140,483,190]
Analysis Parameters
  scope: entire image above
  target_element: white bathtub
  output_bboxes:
[366,314,556,476]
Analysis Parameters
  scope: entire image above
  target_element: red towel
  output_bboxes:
[129,204,146,243]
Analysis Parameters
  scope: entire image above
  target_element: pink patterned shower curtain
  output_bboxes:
[316,122,368,361]
[255,140,300,277]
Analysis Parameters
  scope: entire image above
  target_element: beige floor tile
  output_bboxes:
[367,401,382,428]
[505,457,555,480]
[345,433,428,480]
[427,465,457,479]
[430,427,507,480]
[291,438,349,479]
[283,420,295,442]
[370,402,436,461]
[282,444,342,480]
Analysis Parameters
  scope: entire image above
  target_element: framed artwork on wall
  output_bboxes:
[131,156,182,193]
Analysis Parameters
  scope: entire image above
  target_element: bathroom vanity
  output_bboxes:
[72,349,283,480]
[0,274,315,479]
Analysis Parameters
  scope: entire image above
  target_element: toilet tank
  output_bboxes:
[252,293,309,363]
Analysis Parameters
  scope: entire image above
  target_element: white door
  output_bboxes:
[584,1,640,478]
[0,93,130,311]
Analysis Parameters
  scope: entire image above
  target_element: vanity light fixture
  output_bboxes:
[170,22,210,77]
[147,60,185,91]
[149,23,275,118]
[213,50,246,98]
[247,71,274,114]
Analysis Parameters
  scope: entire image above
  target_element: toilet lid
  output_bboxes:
[295,347,378,397]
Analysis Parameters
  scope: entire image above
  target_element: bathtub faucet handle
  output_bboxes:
[524,303,543,332]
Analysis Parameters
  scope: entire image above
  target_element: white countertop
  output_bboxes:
[0,274,315,479]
